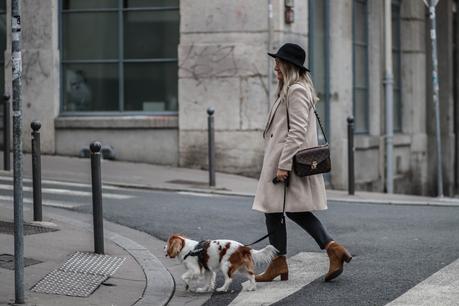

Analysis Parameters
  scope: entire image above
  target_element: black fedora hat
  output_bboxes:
[268,43,310,72]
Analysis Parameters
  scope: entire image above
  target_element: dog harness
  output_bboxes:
[183,240,210,271]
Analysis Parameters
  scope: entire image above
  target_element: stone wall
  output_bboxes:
[178,0,308,176]
[4,0,60,154]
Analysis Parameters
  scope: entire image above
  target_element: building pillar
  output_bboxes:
[328,0,353,189]
[400,1,428,195]
[5,0,59,154]
[426,0,455,196]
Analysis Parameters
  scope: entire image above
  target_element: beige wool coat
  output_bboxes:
[252,83,327,213]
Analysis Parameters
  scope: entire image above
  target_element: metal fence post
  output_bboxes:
[3,94,11,171]
[90,142,104,254]
[347,117,355,195]
[207,108,216,187]
[31,121,42,221]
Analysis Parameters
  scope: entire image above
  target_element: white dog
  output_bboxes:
[165,234,277,292]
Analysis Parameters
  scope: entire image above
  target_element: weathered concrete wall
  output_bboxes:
[178,0,308,176]
[401,0,428,195]
[4,0,60,153]
[329,0,353,189]
[55,116,179,165]
[426,0,455,196]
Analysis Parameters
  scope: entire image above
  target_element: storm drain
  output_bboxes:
[31,251,125,297]
[0,254,42,270]
[0,221,58,235]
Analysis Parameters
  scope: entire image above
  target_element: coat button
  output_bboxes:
[270,134,273,138]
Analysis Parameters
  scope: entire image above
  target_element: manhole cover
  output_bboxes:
[0,221,58,235]
[31,251,125,297]
[0,254,42,270]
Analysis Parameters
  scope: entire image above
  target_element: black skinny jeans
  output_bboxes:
[265,212,333,255]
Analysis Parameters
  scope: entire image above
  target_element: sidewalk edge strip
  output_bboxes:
[49,214,175,306]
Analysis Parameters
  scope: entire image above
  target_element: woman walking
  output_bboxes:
[252,43,352,282]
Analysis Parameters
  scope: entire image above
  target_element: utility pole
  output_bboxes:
[424,0,443,197]
[11,0,25,303]
[384,0,394,193]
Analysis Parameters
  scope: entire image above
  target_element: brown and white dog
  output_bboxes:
[165,234,277,292]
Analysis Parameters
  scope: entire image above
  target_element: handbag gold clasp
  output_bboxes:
[311,161,318,169]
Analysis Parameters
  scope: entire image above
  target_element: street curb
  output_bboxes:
[103,180,255,198]
[328,197,459,207]
[2,171,459,207]
[104,180,459,207]
[50,213,175,306]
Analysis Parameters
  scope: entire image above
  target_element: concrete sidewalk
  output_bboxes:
[0,201,174,306]
[1,152,458,207]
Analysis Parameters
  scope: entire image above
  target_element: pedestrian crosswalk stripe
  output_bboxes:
[0,175,123,190]
[0,194,83,209]
[387,258,459,306]
[0,183,132,200]
[229,252,328,306]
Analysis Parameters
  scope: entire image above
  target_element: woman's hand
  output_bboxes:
[276,169,289,182]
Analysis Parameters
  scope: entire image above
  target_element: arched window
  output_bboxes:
[60,0,179,114]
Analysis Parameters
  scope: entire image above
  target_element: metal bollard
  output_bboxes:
[3,95,11,171]
[31,121,42,221]
[347,117,355,195]
[90,142,104,254]
[207,107,216,187]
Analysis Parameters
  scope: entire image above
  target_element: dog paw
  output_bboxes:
[195,287,210,293]
[215,287,228,292]
[241,280,256,291]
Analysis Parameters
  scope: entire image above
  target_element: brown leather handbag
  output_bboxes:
[286,103,331,177]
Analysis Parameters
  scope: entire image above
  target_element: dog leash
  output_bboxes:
[244,176,289,247]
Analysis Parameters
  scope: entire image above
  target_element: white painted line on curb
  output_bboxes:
[0,175,123,190]
[177,191,225,198]
[229,252,327,306]
[386,258,459,306]
[0,194,84,209]
[0,183,132,200]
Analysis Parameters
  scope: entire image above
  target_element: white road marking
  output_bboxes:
[229,252,328,306]
[0,195,83,209]
[0,183,132,200]
[177,191,224,198]
[0,175,122,190]
[387,258,459,306]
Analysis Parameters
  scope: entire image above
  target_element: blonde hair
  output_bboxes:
[275,59,318,104]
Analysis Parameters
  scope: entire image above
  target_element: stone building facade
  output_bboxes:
[1,0,459,196]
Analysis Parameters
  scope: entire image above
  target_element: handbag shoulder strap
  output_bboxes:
[285,85,328,143]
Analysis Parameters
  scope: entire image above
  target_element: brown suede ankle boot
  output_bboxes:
[324,242,352,282]
[255,255,289,282]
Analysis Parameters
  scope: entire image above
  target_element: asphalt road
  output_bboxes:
[2,177,459,305]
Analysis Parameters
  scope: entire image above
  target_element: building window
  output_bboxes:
[392,0,402,132]
[0,0,6,93]
[352,0,369,134]
[60,0,179,114]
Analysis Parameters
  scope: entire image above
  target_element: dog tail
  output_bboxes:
[250,245,278,265]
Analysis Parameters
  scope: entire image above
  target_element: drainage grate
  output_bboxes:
[0,221,58,236]
[0,254,42,270]
[31,270,106,297]
[31,251,125,297]
[59,251,125,276]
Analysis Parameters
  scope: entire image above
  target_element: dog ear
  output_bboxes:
[168,236,184,258]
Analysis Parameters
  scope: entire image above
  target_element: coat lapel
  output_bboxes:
[263,95,284,137]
